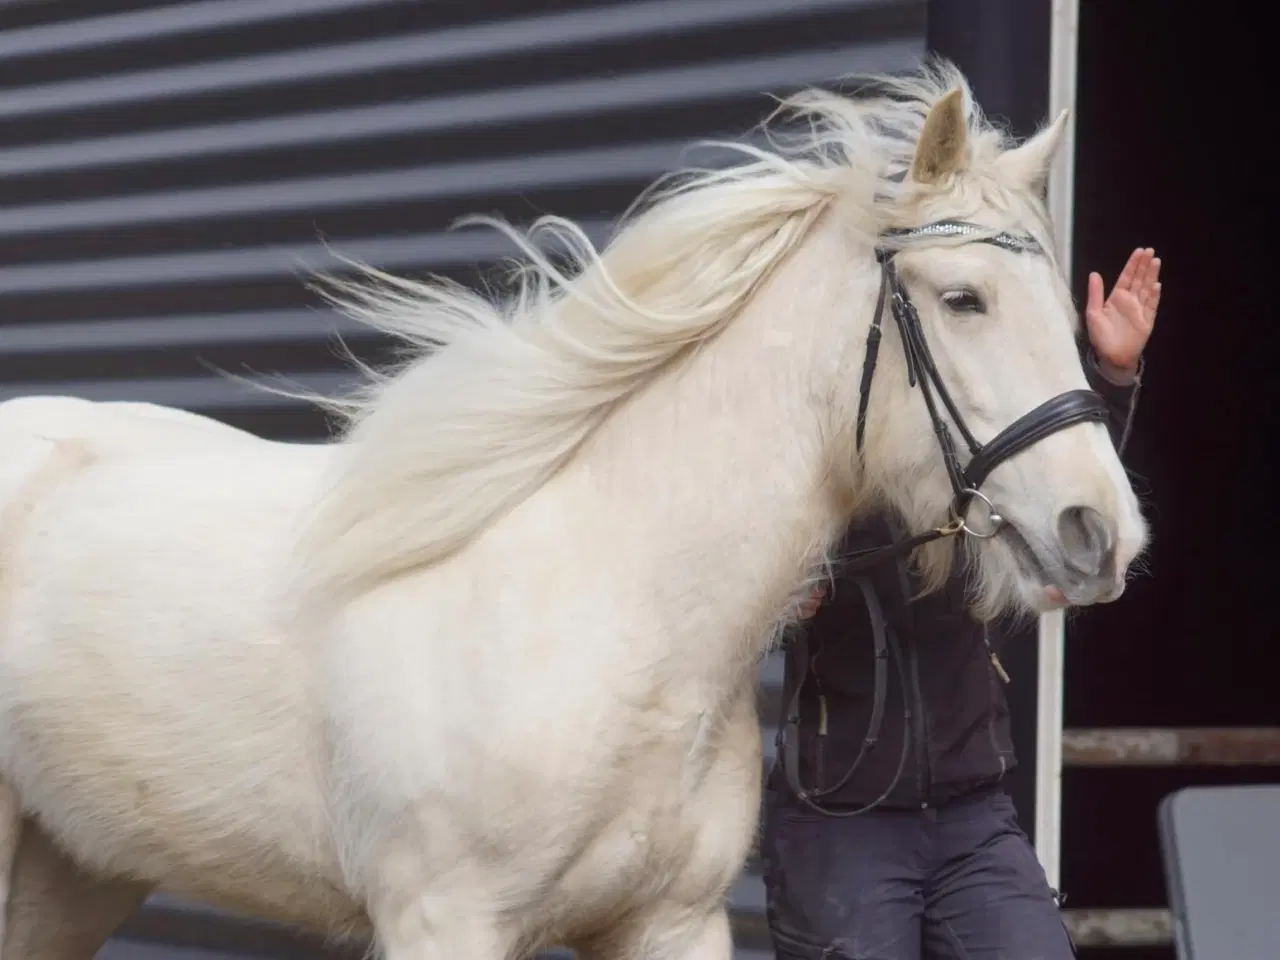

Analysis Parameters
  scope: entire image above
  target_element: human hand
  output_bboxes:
[1085,247,1161,385]
[797,583,826,619]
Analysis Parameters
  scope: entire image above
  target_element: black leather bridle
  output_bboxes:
[841,218,1112,575]
[778,219,1112,818]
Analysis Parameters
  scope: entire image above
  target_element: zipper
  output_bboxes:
[905,631,931,806]
[815,693,828,789]
[809,638,827,791]
[892,550,931,807]
[983,628,1013,776]
[984,629,1011,684]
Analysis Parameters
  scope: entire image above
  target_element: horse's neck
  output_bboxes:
[569,213,867,700]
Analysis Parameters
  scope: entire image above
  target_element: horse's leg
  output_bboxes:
[374,912,509,958]
[372,897,510,959]
[578,905,733,960]
[365,861,511,960]
[2,816,150,959]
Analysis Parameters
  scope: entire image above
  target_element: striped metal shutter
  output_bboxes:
[0,2,924,957]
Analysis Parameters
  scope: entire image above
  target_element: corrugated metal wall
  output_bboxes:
[0,1,925,956]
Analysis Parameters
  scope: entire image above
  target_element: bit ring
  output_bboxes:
[949,488,1005,539]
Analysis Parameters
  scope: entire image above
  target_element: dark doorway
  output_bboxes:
[1065,3,1273,958]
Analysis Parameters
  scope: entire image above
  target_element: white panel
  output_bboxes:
[1034,0,1082,892]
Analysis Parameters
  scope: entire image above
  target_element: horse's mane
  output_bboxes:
[297,58,1020,598]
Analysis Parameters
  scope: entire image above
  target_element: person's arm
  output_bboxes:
[1084,347,1143,455]
[1082,247,1162,456]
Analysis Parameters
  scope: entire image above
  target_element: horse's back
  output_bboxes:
[0,394,257,445]
[0,395,361,931]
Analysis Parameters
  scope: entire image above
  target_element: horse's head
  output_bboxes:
[846,85,1147,618]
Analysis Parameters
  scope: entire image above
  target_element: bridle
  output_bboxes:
[840,218,1112,575]
[777,218,1112,819]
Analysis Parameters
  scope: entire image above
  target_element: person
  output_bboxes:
[762,247,1162,960]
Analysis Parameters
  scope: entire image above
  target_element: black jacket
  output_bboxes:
[771,351,1142,810]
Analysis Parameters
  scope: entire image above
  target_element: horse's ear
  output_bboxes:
[996,109,1069,195]
[910,88,969,185]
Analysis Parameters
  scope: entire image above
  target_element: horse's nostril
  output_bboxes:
[1057,505,1115,578]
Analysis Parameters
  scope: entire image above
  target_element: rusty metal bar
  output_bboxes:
[1062,907,1172,947]
[1062,727,1280,767]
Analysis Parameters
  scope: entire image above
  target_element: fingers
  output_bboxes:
[1114,248,1145,293]
[1092,248,1160,331]
[1136,249,1158,294]
[1086,270,1106,319]
[1134,249,1161,323]
[1143,249,1160,289]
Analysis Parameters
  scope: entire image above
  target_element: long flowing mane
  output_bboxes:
[298,59,1022,599]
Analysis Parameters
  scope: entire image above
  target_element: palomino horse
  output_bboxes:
[0,61,1146,959]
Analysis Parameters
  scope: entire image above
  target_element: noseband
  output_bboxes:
[842,219,1111,573]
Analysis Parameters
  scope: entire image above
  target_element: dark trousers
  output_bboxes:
[760,784,1076,959]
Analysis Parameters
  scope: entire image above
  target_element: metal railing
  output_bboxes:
[1058,726,1280,948]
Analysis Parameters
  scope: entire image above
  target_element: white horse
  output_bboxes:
[0,61,1146,959]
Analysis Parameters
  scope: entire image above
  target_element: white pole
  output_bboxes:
[1034,0,1081,893]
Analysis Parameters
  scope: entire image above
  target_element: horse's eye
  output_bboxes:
[941,289,986,314]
